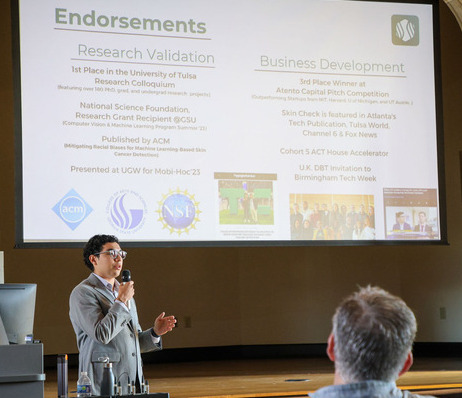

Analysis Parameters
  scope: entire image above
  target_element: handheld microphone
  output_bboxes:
[121,269,131,310]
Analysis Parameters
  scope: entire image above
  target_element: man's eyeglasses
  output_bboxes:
[94,249,127,260]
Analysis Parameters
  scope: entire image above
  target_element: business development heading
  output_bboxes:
[260,55,405,75]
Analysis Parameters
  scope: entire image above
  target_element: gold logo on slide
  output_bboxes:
[392,15,419,46]
[156,188,201,236]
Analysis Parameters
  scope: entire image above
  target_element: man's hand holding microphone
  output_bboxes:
[116,269,134,308]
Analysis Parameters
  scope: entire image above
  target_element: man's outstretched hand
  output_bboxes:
[153,312,177,336]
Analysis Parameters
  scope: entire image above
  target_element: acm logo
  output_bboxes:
[52,189,93,230]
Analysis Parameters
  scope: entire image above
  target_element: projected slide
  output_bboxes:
[15,0,443,245]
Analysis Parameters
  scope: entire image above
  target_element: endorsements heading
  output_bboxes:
[55,8,207,34]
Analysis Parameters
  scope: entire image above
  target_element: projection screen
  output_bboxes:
[13,0,446,247]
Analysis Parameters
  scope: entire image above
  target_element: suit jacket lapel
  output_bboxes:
[87,273,136,332]
[126,301,136,332]
[87,274,116,303]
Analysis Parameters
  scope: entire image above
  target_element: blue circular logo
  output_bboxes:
[59,196,86,223]
[107,191,146,233]
[162,194,196,229]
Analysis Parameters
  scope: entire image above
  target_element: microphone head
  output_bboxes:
[121,269,131,283]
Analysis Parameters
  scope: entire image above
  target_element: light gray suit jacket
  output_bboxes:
[69,274,161,395]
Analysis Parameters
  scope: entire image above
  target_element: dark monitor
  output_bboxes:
[0,283,36,344]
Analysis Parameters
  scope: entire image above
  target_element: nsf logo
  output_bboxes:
[392,15,419,46]
[52,189,93,230]
[156,189,201,235]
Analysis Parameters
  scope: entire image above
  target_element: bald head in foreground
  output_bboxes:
[310,286,435,398]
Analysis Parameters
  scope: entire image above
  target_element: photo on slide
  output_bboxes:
[289,194,375,241]
[216,174,275,226]
[384,188,439,240]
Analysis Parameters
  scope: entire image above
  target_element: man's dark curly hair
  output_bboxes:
[83,234,119,271]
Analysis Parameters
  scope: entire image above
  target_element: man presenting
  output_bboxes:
[310,286,434,398]
[69,234,176,395]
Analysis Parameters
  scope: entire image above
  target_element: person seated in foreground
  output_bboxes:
[309,286,435,398]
